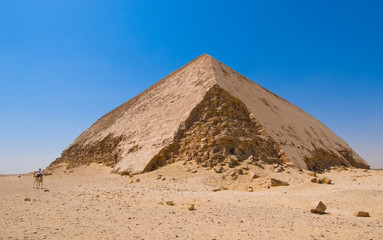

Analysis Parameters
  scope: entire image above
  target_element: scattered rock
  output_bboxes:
[307,172,316,177]
[318,177,331,184]
[201,163,208,167]
[213,166,223,173]
[254,162,264,169]
[311,178,318,183]
[166,201,174,206]
[135,178,140,182]
[188,204,195,210]
[247,187,253,192]
[244,156,255,165]
[24,198,31,201]
[228,156,239,168]
[235,168,243,175]
[120,171,130,176]
[212,188,221,192]
[272,164,279,169]
[191,169,197,173]
[268,157,280,163]
[284,162,295,168]
[44,189,50,192]
[270,178,289,187]
[355,211,370,217]
[242,165,249,171]
[156,175,162,180]
[310,201,327,214]
[274,166,284,173]
[249,172,258,179]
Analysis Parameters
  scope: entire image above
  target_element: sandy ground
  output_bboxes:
[0,163,382,240]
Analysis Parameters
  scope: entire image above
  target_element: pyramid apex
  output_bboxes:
[197,53,215,60]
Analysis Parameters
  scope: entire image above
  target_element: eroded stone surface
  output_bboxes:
[54,134,125,168]
[144,85,284,172]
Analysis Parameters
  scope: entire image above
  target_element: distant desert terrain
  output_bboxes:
[1,163,382,239]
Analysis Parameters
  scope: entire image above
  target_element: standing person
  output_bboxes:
[35,168,43,178]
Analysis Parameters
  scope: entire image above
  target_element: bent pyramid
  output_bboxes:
[51,54,369,174]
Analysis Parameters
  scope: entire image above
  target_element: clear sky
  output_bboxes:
[1,1,382,174]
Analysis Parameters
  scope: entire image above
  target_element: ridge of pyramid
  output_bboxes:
[50,54,369,174]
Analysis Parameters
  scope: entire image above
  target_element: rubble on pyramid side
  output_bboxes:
[50,54,369,174]
[143,84,286,173]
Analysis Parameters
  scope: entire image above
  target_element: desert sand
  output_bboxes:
[1,163,382,239]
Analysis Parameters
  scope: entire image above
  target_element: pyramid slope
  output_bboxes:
[53,54,216,173]
[51,54,369,173]
[210,56,368,169]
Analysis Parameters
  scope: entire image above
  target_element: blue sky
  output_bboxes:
[0,1,382,173]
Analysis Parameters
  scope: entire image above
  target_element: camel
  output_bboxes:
[33,175,43,189]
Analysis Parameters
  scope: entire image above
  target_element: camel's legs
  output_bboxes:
[33,177,42,189]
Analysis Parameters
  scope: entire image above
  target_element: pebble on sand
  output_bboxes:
[355,211,370,217]
[318,177,331,184]
[310,201,327,214]
[270,178,289,187]
[213,166,223,173]
[166,201,174,206]
[249,172,258,179]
